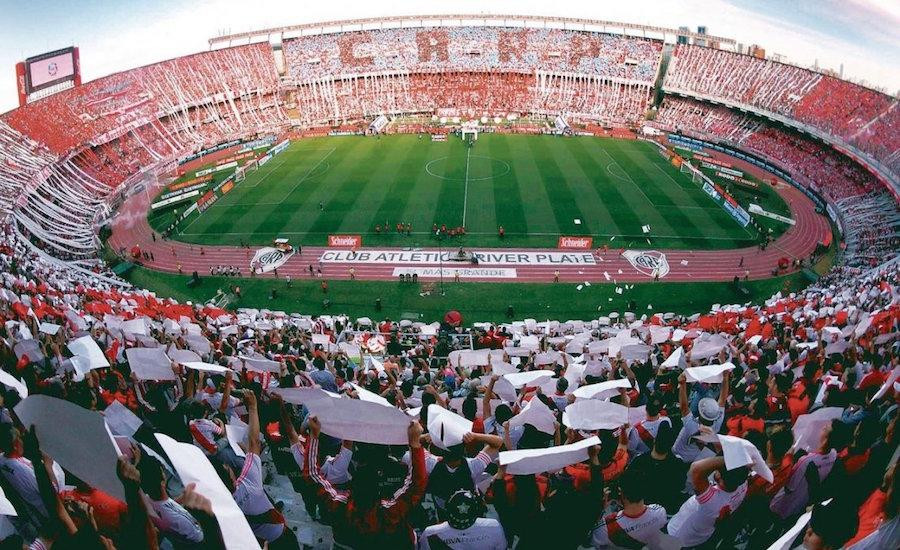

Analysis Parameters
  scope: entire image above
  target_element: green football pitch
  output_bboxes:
[152,134,777,250]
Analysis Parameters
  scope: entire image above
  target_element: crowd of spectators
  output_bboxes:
[290,71,651,127]
[655,96,899,268]
[284,28,663,84]
[0,209,898,548]
[1,43,282,158]
[665,44,899,178]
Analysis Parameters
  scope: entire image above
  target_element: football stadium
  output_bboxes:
[0,5,898,550]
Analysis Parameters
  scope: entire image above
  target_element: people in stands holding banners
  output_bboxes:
[0,14,897,550]
[0,174,898,550]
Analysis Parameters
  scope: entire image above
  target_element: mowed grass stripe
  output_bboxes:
[605,140,717,240]
[164,134,767,250]
[293,137,404,237]
[365,136,443,234]
[527,137,591,235]
[430,140,467,229]
[613,141,750,243]
[398,143,453,240]
[507,138,559,234]
[259,139,369,239]
[567,138,659,238]
[187,143,332,239]
[463,137,500,234]
[545,137,622,237]
[489,136,531,237]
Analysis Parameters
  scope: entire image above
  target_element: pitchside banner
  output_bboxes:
[393,267,517,279]
[320,250,597,266]
[327,235,361,248]
[557,236,593,250]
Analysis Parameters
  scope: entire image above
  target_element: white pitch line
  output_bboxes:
[462,146,471,227]
[276,147,336,206]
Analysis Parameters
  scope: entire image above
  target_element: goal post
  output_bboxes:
[461,127,478,143]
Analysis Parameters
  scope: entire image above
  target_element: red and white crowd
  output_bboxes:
[0,26,896,271]
[665,45,899,176]
[654,96,899,269]
[0,210,897,548]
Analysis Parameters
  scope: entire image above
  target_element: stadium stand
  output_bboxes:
[654,96,900,268]
[0,215,898,548]
[665,44,900,183]
[0,24,896,549]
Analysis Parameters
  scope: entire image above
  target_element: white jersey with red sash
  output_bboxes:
[628,417,672,455]
[591,504,667,549]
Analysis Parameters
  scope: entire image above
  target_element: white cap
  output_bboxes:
[698,397,721,422]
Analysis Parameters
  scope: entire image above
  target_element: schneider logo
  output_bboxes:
[328,235,361,248]
[558,236,593,249]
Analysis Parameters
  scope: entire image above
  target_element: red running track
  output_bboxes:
[109,153,830,286]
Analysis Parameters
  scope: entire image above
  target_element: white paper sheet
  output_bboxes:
[181,361,232,375]
[155,434,260,550]
[508,398,556,435]
[272,387,338,407]
[871,366,900,403]
[650,326,671,344]
[0,370,28,399]
[226,424,248,458]
[349,383,392,407]
[239,355,281,374]
[718,434,773,482]
[0,485,17,516]
[103,399,143,437]
[121,319,148,336]
[684,362,735,383]
[311,334,330,346]
[303,396,412,445]
[15,395,124,501]
[67,335,110,369]
[562,400,628,430]
[572,378,633,400]
[38,322,61,336]
[660,346,687,370]
[427,405,473,450]
[504,370,553,388]
[126,347,176,381]
[499,436,599,475]
[167,348,202,364]
[791,407,844,452]
[184,334,212,356]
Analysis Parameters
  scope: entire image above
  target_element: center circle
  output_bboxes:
[425,155,511,182]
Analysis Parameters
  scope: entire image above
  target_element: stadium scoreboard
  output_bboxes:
[16,46,81,106]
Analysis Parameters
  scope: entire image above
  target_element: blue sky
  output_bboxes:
[0,0,897,113]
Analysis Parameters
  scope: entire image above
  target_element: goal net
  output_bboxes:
[235,159,259,183]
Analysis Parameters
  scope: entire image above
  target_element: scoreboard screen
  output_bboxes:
[24,47,77,93]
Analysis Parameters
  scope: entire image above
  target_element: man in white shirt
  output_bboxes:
[667,456,749,548]
[592,468,667,548]
[672,371,729,465]
[138,454,205,545]
[419,489,506,549]
[0,424,48,523]
[213,390,298,549]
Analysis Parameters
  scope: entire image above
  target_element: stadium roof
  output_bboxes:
[208,13,737,48]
